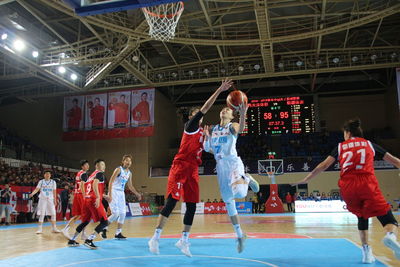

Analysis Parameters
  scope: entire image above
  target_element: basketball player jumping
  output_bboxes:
[62,160,89,240]
[148,78,234,257]
[29,171,61,234]
[203,105,259,253]
[292,118,400,263]
[67,159,109,249]
[101,155,141,239]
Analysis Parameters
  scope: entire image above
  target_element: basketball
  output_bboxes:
[226,90,248,111]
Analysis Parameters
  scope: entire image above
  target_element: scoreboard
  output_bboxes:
[244,96,315,135]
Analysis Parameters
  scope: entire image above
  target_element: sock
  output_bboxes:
[181,231,189,242]
[116,228,122,235]
[233,224,243,238]
[88,233,96,241]
[71,232,80,241]
[153,228,162,240]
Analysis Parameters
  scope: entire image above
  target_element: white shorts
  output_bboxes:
[110,189,126,214]
[216,156,248,202]
[37,197,56,216]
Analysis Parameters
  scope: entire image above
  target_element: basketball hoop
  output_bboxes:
[142,2,184,42]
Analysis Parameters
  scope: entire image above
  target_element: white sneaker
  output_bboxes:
[81,231,89,241]
[246,174,260,193]
[148,238,160,255]
[52,228,61,233]
[62,227,71,239]
[175,239,192,257]
[36,229,43,234]
[63,217,67,221]
[237,233,247,253]
[383,233,400,260]
[361,245,376,264]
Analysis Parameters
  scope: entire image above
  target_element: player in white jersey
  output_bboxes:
[29,171,61,234]
[101,155,141,239]
[204,104,259,253]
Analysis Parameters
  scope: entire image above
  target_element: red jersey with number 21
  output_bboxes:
[338,137,375,178]
[173,128,204,166]
[85,170,105,199]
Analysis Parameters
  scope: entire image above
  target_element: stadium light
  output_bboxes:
[238,66,244,72]
[203,68,209,74]
[171,72,177,78]
[32,51,39,58]
[390,53,397,59]
[13,39,25,52]
[254,64,261,70]
[1,33,7,40]
[278,62,284,68]
[370,54,377,61]
[188,70,194,76]
[332,57,340,64]
[58,66,66,74]
[316,59,322,65]
[132,55,139,62]
[220,68,226,74]
[352,56,358,62]
[296,61,303,67]
[70,73,77,81]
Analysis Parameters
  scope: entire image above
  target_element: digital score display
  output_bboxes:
[245,96,315,135]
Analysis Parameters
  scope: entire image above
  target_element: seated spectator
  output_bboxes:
[206,199,211,203]
[213,199,218,203]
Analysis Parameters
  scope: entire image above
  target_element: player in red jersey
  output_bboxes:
[148,78,234,257]
[67,159,109,249]
[62,160,89,240]
[292,118,400,264]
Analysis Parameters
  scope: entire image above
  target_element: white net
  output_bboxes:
[142,2,184,42]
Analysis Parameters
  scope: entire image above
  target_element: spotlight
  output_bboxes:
[203,68,209,74]
[316,59,322,65]
[351,56,358,62]
[188,70,194,76]
[370,54,377,61]
[32,51,39,58]
[238,66,244,72]
[220,69,226,74]
[70,73,77,81]
[13,39,25,52]
[157,73,163,79]
[117,78,122,84]
[278,62,284,68]
[1,33,7,40]
[332,57,340,64]
[390,52,397,59]
[58,66,66,74]
[141,64,146,69]
[59,52,65,59]
[132,55,139,62]
[254,64,261,70]
[104,80,109,85]
[296,61,303,67]
[171,72,177,78]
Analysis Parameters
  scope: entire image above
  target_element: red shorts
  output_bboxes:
[72,193,84,216]
[339,174,390,219]
[166,160,199,203]
[81,197,108,223]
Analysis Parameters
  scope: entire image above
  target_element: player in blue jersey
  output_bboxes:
[101,155,141,239]
[204,104,259,253]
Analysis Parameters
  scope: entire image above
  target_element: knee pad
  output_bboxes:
[76,221,89,233]
[377,210,398,227]
[358,217,369,230]
[225,200,238,217]
[95,219,109,233]
[183,202,196,226]
[160,196,178,218]
[117,212,126,224]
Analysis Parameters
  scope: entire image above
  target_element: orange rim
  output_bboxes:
[143,1,184,19]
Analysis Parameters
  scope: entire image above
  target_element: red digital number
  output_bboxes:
[280,111,289,119]
[263,112,272,120]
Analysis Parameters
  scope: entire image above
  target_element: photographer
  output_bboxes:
[0,183,13,225]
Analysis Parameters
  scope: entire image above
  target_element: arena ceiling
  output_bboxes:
[0,0,399,106]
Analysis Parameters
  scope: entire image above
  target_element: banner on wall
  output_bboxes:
[62,88,155,141]
[295,200,348,213]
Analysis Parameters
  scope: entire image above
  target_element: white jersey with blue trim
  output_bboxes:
[112,166,131,191]
[210,123,238,160]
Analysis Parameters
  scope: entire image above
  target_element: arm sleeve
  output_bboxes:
[95,172,105,182]
[330,146,339,159]
[184,111,204,133]
[371,142,388,160]
[81,173,88,182]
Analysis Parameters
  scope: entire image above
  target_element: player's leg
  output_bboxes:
[357,216,375,263]
[48,199,60,233]
[84,201,108,249]
[68,198,91,247]
[63,194,83,237]
[114,191,127,239]
[36,198,45,234]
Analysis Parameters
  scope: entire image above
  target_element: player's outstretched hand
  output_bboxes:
[135,193,142,201]
[219,78,234,92]
[204,125,211,138]
[238,103,248,116]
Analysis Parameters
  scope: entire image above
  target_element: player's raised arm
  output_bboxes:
[383,153,400,168]
[127,173,142,200]
[203,125,214,154]
[200,78,233,114]
[291,156,336,186]
[108,167,121,202]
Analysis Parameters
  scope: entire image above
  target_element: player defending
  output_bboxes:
[67,159,109,249]
[148,78,234,257]
[62,160,89,240]
[203,105,259,253]
[29,171,61,234]
[292,118,400,263]
[101,155,141,239]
